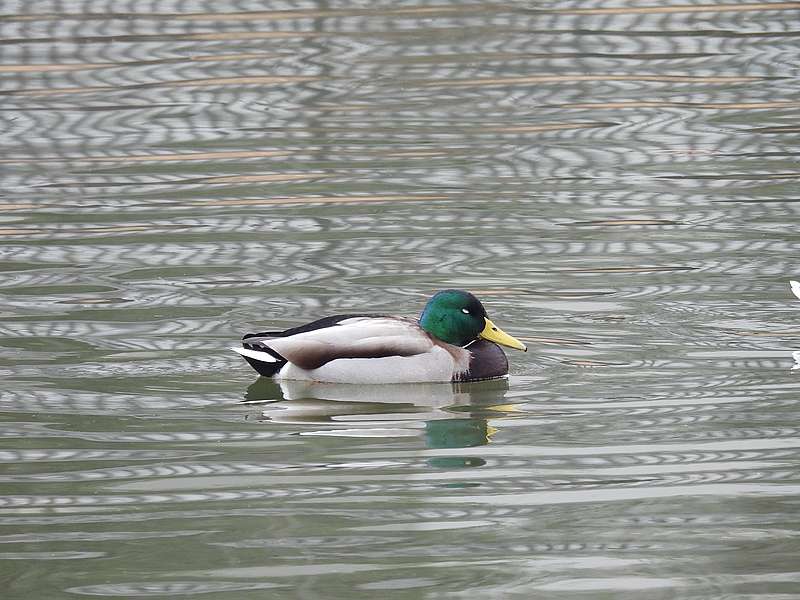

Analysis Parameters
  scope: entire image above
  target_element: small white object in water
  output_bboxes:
[791,280,800,300]
[793,351,800,371]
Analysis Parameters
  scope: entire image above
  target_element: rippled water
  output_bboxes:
[3,0,800,597]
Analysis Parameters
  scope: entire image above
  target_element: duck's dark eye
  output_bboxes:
[461,308,470,314]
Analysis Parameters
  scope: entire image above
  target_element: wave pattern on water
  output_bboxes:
[3,0,800,598]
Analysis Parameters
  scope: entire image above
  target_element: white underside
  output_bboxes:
[274,346,461,384]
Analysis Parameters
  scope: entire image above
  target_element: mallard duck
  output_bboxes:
[231,289,527,384]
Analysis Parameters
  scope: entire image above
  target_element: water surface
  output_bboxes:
[2,1,800,598]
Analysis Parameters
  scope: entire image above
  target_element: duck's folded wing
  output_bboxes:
[245,317,434,371]
[243,314,371,340]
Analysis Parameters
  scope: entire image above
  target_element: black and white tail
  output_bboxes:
[230,339,286,377]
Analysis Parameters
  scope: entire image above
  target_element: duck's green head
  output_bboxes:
[419,289,527,351]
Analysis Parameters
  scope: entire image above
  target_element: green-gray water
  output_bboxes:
[3,1,800,598]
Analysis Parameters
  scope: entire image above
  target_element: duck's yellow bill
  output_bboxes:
[480,318,527,352]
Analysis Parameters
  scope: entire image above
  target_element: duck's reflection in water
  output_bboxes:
[241,378,514,466]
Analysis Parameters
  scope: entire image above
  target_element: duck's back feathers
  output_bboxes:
[235,316,471,382]
[255,317,433,371]
[238,314,375,376]
[243,314,373,340]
